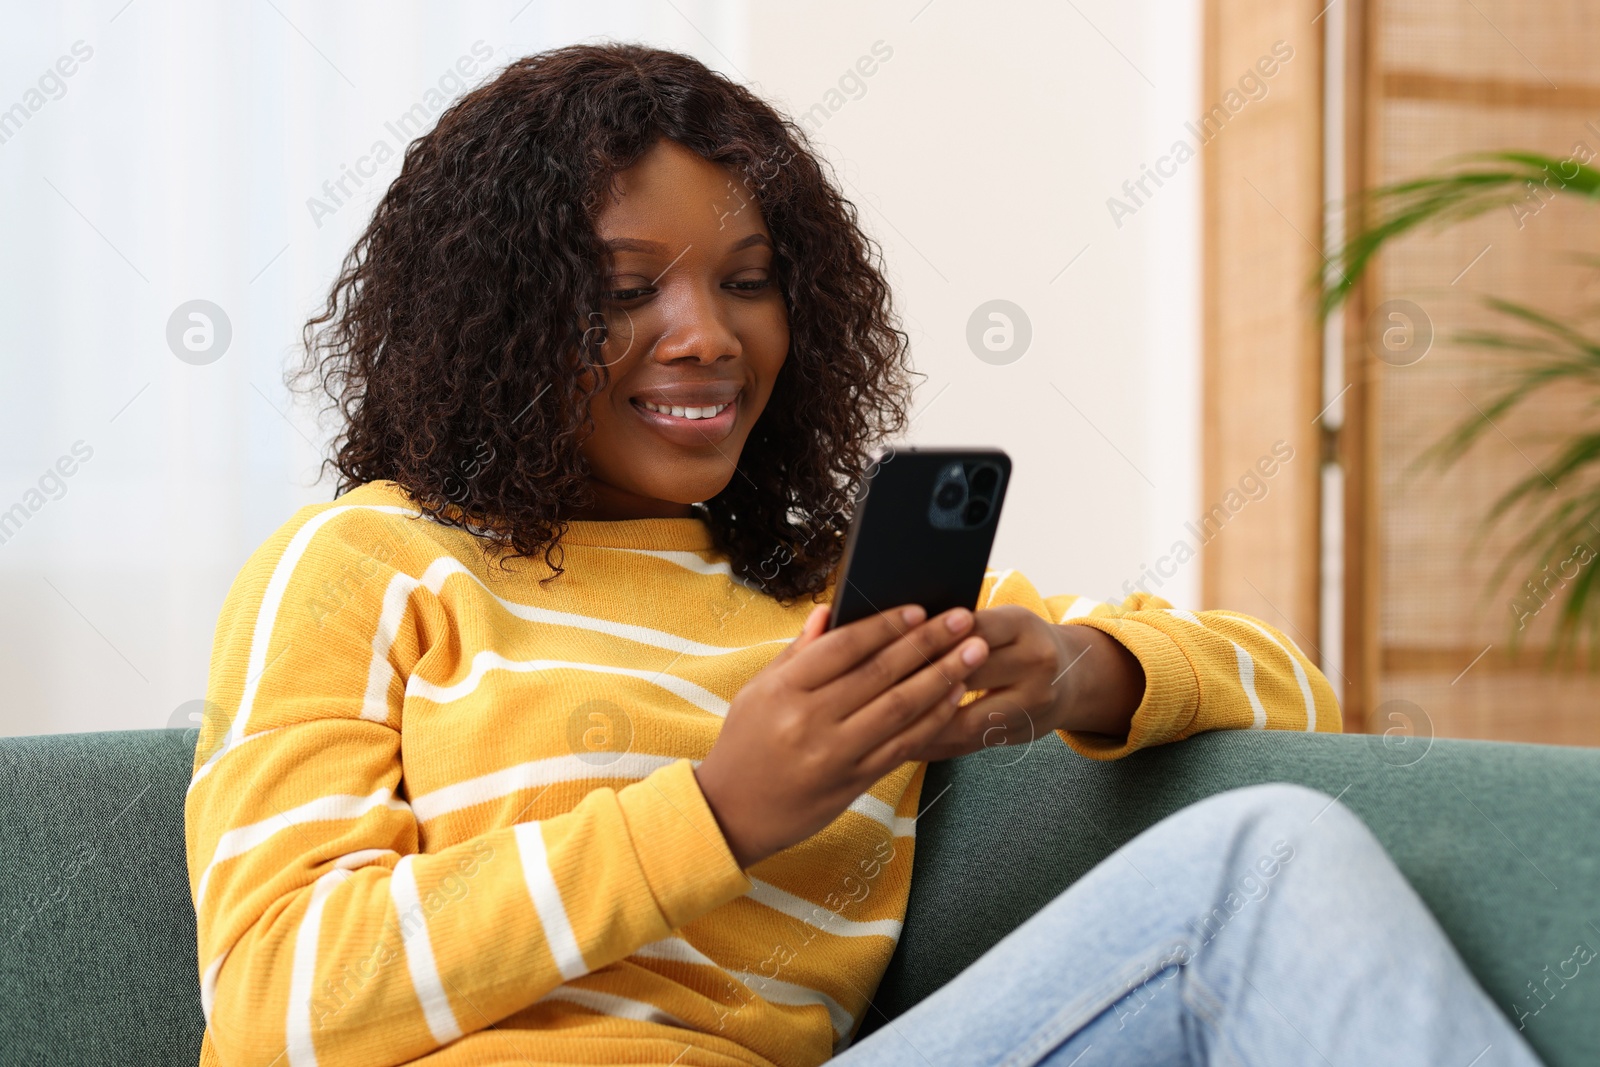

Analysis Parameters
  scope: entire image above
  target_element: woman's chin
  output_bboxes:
[657,477,734,511]
[576,467,738,520]
[637,459,741,509]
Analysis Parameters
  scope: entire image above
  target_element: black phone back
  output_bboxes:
[827,446,1011,629]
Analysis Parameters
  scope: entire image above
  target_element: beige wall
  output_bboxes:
[747,0,1203,612]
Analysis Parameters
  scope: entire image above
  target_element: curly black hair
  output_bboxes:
[289,42,918,603]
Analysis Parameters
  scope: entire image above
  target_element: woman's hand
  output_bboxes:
[693,603,990,869]
[904,606,1147,763]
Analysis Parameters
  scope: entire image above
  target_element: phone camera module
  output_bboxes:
[929,460,1003,530]
[946,461,1002,530]
[928,463,969,530]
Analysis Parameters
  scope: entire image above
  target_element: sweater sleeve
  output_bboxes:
[185,504,752,1067]
[974,569,1342,761]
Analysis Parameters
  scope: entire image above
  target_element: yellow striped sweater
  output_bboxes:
[186,478,1340,1067]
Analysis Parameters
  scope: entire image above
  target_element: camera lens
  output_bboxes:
[935,481,964,509]
[968,465,998,495]
[962,499,990,525]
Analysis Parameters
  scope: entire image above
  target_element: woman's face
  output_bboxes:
[569,137,790,520]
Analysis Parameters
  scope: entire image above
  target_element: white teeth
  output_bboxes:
[641,400,729,420]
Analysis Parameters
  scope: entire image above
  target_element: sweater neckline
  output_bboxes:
[355,480,716,552]
[557,515,714,550]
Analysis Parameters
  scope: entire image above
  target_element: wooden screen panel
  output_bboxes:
[1357,0,1600,744]
[1201,0,1326,663]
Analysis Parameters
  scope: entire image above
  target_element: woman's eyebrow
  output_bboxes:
[604,237,668,253]
[602,233,771,254]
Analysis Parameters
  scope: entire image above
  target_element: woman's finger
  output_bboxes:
[837,634,987,758]
[813,609,979,718]
[853,664,975,778]
[949,690,1043,750]
[952,641,1045,694]
[970,605,1031,649]
[767,604,828,669]
[781,603,928,690]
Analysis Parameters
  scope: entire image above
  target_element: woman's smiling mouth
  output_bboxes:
[629,389,741,445]
[637,399,731,420]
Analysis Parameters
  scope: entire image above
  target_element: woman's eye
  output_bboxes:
[726,278,772,293]
[606,286,653,302]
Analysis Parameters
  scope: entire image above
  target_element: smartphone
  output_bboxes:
[826,445,1011,631]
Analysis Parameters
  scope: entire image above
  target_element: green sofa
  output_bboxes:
[2,728,1595,1065]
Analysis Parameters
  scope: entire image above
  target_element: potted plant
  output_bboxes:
[1319,151,1600,665]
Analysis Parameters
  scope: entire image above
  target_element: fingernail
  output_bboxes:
[902,605,926,625]
[946,609,972,633]
[961,640,985,666]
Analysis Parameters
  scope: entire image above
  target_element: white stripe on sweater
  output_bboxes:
[633,935,855,1037]
[200,949,228,1028]
[408,752,912,835]
[740,968,856,1038]
[843,791,916,839]
[188,725,278,796]
[983,569,1015,607]
[1227,617,1318,731]
[365,552,751,748]
[630,934,717,966]
[410,751,683,824]
[1058,597,1101,621]
[195,787,411,910]
[514,822,588,981]
[608,547,768,592]
[1233,645,1267,729]
[416,556,787,658]
[1163,609,1266,728]
[204,504,424,785]
[198,849,394,1037]
[362,571,423,724]
[535,984,690,1028]
[609,547,731,578]
[404,652,731,717]
[332,848,397,870]
[745,878,903,941]
[617,548,734,576]
[390,855,464,1044]
[286,868,352,1066]
[195,511,778,793]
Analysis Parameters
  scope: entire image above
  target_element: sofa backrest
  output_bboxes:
[1,728,203,1064]
[4,727,1598,1067]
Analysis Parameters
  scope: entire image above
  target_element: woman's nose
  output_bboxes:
[651,286,742,364]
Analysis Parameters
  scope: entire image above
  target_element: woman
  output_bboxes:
[185,43,1540,1067]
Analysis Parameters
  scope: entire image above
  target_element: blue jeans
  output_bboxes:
[827,784,1543,1067]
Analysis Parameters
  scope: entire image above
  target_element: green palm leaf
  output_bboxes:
[1319,151,1600,663]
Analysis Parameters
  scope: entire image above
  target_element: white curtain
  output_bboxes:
[0,0,1197,736]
